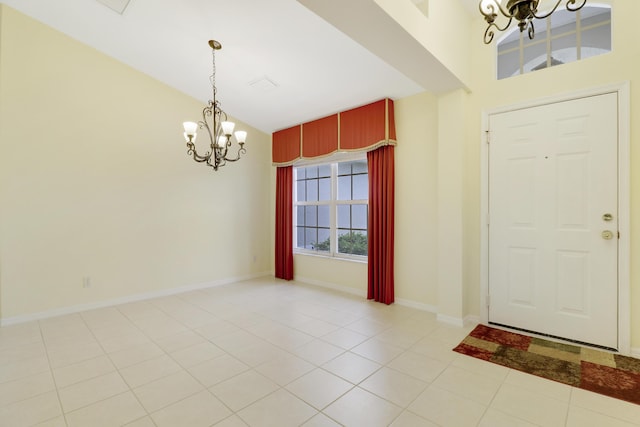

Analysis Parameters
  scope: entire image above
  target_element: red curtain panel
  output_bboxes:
[367,145,395,304]
[275,166,294,280]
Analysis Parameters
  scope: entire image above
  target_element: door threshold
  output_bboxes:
[488,322,619,353]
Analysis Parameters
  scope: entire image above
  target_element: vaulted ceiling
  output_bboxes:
[1,0,479,133]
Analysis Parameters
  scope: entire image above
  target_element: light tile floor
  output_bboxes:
[1,277,639,427]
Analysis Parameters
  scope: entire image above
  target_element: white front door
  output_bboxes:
[488,93,619,350]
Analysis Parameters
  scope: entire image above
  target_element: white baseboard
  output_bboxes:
[295,278,442,315]
[0,272,271,327]
[395,298,437,313]
[294,278,478,325]
[631,348,640,359]
[436,313,465,327]
[294,276,367,298]
[464,315,480,327]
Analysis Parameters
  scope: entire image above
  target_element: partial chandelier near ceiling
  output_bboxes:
[182,40,247,172]
[479,0,588,44]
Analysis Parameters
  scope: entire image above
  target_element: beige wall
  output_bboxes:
[394,93,439,307]
[436,90,466,323]
[0,6,272,321]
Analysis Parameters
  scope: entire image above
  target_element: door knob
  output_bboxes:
[602,213,613,222]
[602,230,614,240]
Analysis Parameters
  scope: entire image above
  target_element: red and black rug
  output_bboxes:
[453,324,640,405]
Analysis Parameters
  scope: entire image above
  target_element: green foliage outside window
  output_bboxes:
[313,232,367,256]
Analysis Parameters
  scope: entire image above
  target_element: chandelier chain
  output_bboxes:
[210,48,217,103]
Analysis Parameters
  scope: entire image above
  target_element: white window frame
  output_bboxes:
[293,152,368,262]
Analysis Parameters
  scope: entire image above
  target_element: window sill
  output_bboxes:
[293,250,368,265]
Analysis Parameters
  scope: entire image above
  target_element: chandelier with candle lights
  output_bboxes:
[479,0,587,44]
[182,40,247,171]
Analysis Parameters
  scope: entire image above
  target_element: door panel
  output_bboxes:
[556,250,589,314]
[488,93,618,349]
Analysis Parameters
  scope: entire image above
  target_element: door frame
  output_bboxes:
[479,82,631,354]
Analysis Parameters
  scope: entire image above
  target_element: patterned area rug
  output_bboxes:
[453,324,640,405]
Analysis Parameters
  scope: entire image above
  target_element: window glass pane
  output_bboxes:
[305,228,317,250]
[498,47,521,79]
[581,12,611,59]
[355,230,368,256]
[337,176,352,200]
[306,179,318,202]
[352,205,368,230]
[338,231,368,256]
[549,42,577,68]
[318,165,331,178]
[337,232,348,254]
[550,8,575,36]
[337,229,349,239]
[551,13,574,37]
[352,160,368,174]
[296,180,306,202]
[581,45,610,61]
[296,168,306,180]
[318,178,330,201]
[318,205,330,228]
[296,227,304,248]
[317,228,330,252]
[305,206,317,227]
[353,175,368,200]
[338,162,352,176]
[297,206,304,226]
[522,37,548,74]
[337,205,350,229]
[306,166,318,179]
[550,10,577,66]
[581,7,611,29]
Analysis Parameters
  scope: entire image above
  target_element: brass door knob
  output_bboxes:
[602,230,614,240]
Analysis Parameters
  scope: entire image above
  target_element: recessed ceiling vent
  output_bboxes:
[95,0,132,15]
[248,76,279,92]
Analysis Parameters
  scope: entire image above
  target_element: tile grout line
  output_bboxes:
[37,317,69,427]
[79,309,153,422]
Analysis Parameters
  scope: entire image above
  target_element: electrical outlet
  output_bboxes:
[82,276,91,288]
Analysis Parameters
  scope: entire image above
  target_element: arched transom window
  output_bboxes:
[497,4,612,80]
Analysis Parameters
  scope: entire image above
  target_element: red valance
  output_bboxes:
[272,98,396,165]
[302,115,339,158]
[272,125,301,165]
[341,99,396,151]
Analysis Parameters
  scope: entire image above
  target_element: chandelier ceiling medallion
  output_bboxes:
[479,0,587,44]
[182,40,247,171]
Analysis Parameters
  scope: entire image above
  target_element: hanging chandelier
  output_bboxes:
[479,0,587,44]
[182,40,247,171]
